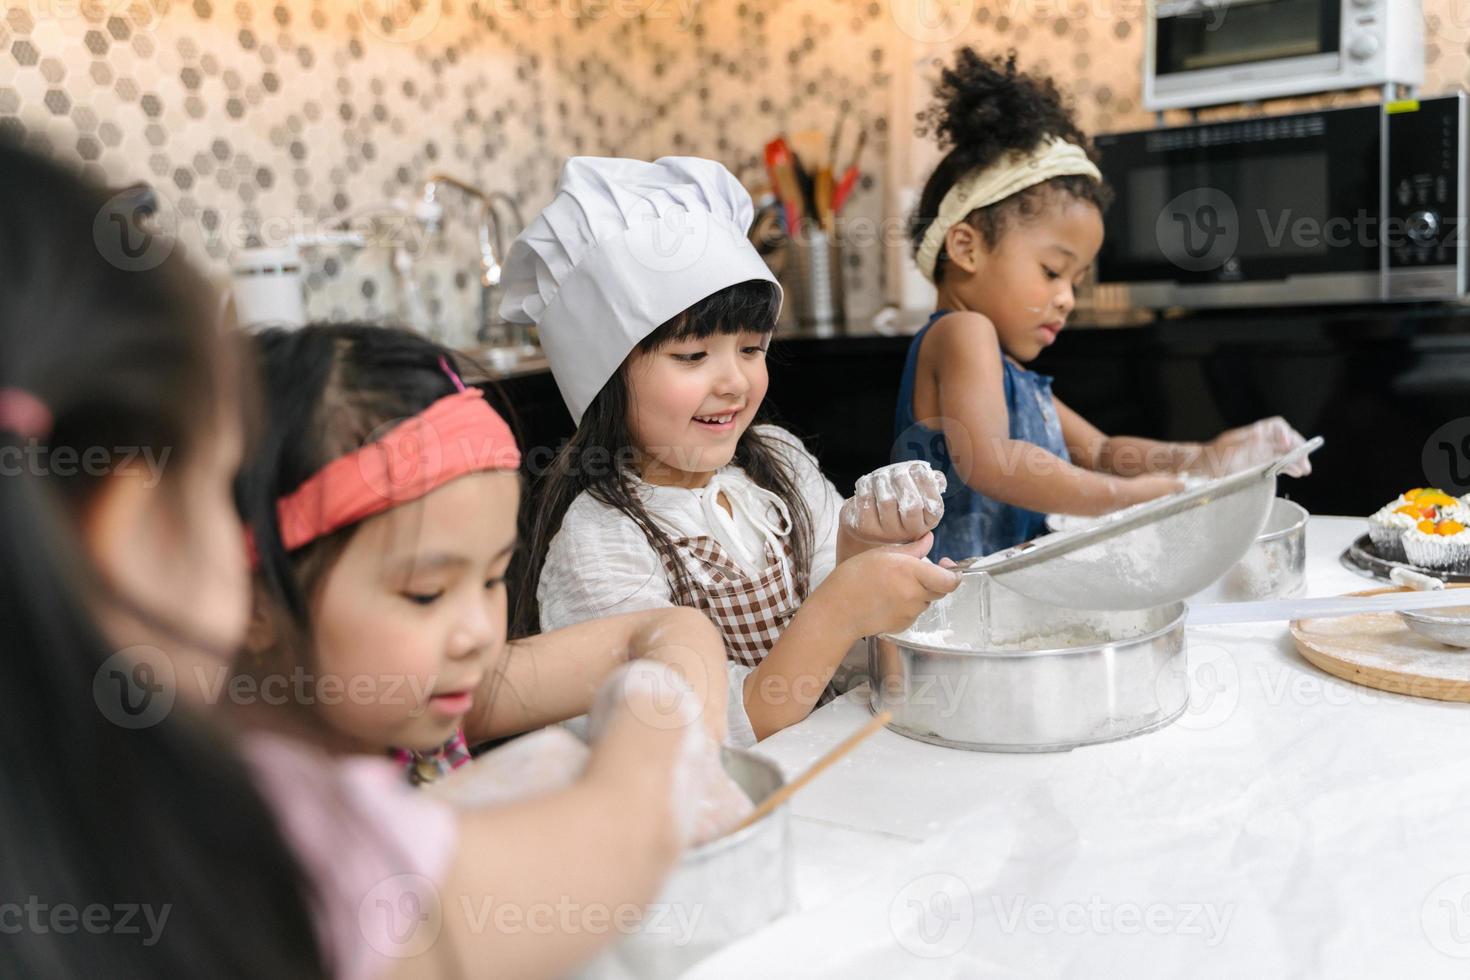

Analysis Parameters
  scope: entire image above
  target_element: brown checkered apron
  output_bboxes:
[658,534,838,710]
[657,535,798,667]
[651,477,838,710]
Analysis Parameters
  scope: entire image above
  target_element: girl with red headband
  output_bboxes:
[235,322,755,973]
[3,142,715,979]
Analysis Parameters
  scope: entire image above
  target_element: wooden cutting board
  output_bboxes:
[1290,586,1470,702]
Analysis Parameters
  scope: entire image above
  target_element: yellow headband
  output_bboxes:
[914,137,1102,283]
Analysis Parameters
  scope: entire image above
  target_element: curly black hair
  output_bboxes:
[909,49,1113,284]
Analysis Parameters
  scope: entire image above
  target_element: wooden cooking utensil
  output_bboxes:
[764,137,804,229]
[830,127,867,214]
[728,710,893,835]
[789,128,829,171]
[814,165,834,233]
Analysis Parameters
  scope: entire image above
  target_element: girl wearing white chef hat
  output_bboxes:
[505,156,961,745]
[899,49,1311,561]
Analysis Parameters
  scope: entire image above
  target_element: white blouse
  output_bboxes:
[538,425,846,746]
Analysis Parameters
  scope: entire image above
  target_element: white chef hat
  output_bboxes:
[499,156,781,424]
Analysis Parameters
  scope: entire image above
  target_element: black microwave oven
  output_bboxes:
[1093,93,1467,310]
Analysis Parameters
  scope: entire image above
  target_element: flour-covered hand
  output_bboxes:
[842,461,947,545]
[1191,417,1310,478]
[586,661,753,847]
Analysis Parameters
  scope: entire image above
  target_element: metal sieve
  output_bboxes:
[955,437,1324,611]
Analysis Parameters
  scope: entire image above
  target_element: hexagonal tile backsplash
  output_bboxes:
[3,1,1467,335]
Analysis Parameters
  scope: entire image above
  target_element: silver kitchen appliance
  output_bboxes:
[1145,0,1423,111]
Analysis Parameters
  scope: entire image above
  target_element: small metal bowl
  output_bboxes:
[1399,605,1470,649]
[582,748,792,979]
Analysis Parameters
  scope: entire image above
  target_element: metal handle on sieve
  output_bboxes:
[954,436,1325,579]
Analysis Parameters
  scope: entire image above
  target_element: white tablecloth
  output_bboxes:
[688,517,1470,978]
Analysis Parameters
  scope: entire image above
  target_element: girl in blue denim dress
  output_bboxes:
[896,49,1309,561]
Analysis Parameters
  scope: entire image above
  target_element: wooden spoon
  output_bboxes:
[728,710,892,835]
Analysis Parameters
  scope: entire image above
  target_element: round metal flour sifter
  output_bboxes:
[955,437,1324,612]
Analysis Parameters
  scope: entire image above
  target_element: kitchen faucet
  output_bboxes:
[420,174,527,349]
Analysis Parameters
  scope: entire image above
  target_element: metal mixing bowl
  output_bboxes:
[868,576,1189,752]
[1190,498,1308,603]
[580,748,792,979]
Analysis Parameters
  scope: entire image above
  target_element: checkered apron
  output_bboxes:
[657,535,799,668]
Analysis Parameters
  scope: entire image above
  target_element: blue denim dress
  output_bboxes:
[893,311,1070,561]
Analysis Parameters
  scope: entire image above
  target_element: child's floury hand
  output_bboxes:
[825,549,961,638]
[586,662,752,847]
[1191,417,1310,478]
[842,462,947,545]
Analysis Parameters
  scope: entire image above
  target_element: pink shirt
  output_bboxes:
[243,732,458,980]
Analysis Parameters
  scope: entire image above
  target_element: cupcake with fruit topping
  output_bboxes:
[1403,516,1470,571]
[1369,488,1465,561]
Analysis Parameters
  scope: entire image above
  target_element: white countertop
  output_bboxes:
[687,516,1470,978]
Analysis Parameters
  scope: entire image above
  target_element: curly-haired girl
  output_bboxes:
[897,49,1309,559]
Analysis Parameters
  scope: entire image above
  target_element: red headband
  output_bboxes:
[253,385,521,564]
[0,388,52,440]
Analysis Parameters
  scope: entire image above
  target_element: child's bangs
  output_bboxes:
[638,279,781,352]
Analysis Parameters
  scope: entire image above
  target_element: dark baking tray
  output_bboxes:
[1340,533,1470,585]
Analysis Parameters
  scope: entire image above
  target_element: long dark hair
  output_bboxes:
[0,141,324,975]
[910,48,1113,284]
[513,279,814,637]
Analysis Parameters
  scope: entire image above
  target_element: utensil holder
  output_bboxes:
[782,224,845,335]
